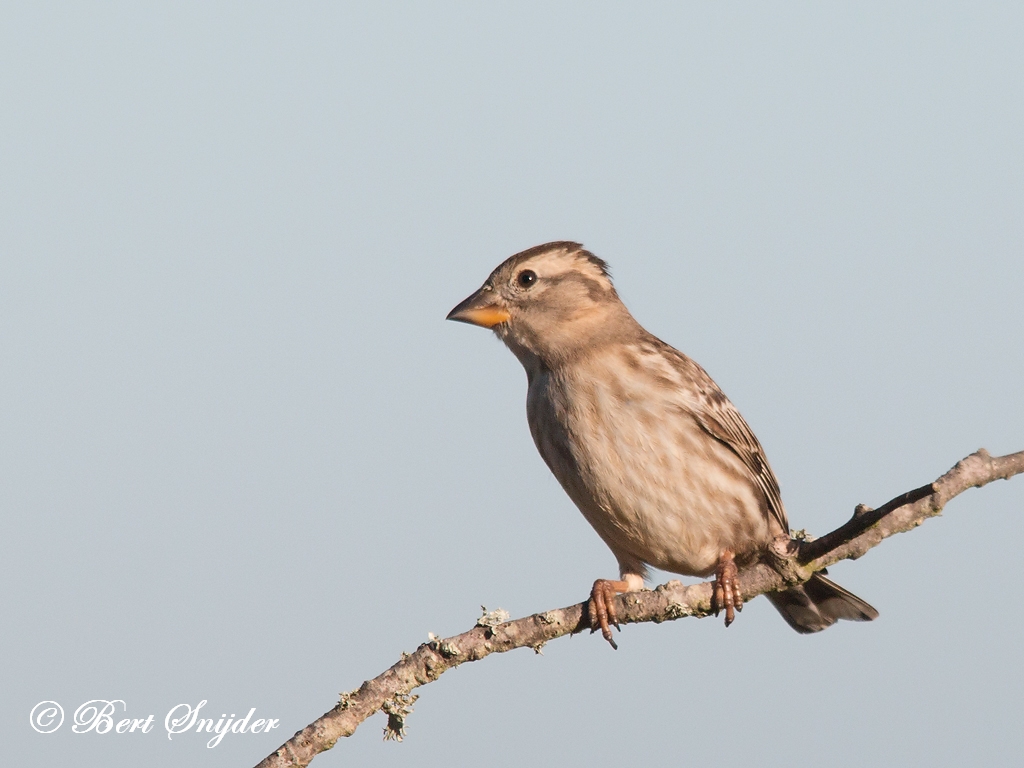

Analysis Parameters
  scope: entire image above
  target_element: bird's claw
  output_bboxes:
[712,551,743,627]
[588,579,627,650]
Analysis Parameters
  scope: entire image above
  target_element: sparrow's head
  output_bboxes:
[447,241,637,367]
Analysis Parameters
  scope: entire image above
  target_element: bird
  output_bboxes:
[446,241,877,648]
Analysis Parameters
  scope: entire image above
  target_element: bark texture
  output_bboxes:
[254,448,1024,768]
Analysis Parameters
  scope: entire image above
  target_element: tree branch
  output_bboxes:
[253,448,1024,768]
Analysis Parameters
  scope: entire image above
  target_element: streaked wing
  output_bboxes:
[651,337,790,534]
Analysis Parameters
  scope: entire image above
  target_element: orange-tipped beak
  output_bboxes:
[446,288,510,328]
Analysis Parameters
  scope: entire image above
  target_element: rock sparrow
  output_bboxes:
[448,242,877,647]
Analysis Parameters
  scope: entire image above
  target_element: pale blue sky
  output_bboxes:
[3,3,1023,766]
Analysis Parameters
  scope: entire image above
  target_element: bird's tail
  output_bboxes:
[766,573,878,634]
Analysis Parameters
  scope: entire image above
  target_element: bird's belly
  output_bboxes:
[583,468,768,577]
[533,386,771,578]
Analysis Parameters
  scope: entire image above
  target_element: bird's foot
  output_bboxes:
[712,551,743,627]
[588,579,630,650]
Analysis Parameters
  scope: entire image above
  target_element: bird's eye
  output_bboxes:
[517,269,537,289]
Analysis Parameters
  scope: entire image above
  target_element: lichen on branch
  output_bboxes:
[254,448,1024,768]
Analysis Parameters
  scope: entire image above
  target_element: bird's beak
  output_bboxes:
[446,287,510,328]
